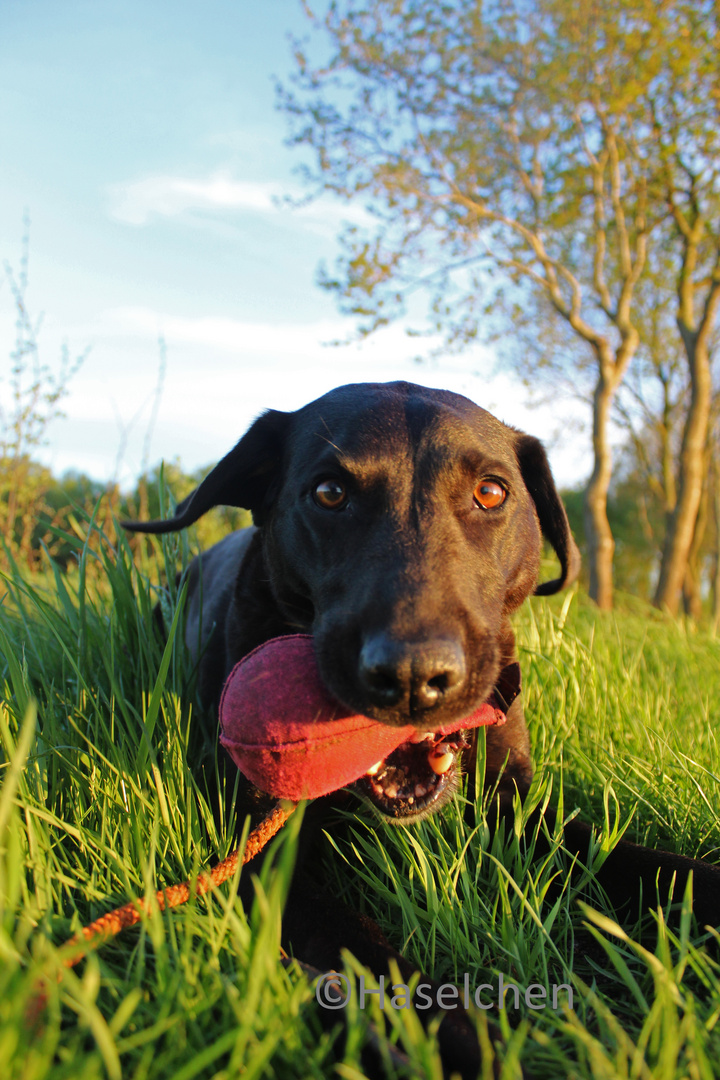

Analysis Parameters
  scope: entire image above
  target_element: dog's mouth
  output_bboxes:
[353,728,470,820]
[219,638,520,810]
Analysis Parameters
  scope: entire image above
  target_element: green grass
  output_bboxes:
[1,517,719,1079]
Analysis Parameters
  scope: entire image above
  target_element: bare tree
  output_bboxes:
[0,217,86,566]
[282,0,718,608]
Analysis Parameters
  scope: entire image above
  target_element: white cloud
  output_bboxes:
[96,305,356,355]
[107,171,374,234]
[108,174,284,225]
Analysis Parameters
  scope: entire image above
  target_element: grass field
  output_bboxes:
[1,515,719,1079]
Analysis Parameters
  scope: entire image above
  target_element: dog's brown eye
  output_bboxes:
[473,479,506,510]
[313,479,347,510]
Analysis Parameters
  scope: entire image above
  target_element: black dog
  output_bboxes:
[125,381,720,1077]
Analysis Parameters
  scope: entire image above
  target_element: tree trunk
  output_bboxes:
[654,332,713,614]
[584,363,617,610]
[712,455,720,634]
[682,456,709,620]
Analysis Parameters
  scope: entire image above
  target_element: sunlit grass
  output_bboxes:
[1,515,719,1078]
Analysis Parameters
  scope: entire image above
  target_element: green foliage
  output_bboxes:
[129,462,252,553]
[562,478,668,600]
[563,452,720,610]
[1,515,719,1077]
[0,456,251,580]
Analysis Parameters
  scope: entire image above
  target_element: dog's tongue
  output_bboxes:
[219,634,514,801]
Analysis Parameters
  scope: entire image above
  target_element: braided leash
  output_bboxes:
[70,799,296,956]
[27,800,297,1024]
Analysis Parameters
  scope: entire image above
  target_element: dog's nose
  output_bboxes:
[358,635,466,711]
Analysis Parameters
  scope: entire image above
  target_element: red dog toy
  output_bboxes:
[219,634,507,801]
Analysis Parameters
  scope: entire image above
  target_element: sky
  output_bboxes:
[0,0,589,491]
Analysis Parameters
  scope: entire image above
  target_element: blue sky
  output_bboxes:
[0,0,587,489]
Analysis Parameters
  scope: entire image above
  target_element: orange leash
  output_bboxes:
[69,800,296,958]
[27,800,296,1025]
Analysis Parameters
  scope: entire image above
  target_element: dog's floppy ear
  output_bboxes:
[514,433,581,595]
[122,409,290,534]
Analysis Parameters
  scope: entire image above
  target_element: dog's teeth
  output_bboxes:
[428,746,454,775]
[409,731,434,743]
[414,783,427,797]
[366,760,385,776]
[385,783,398,798]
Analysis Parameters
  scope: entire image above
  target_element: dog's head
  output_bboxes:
[126,381,579,818]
